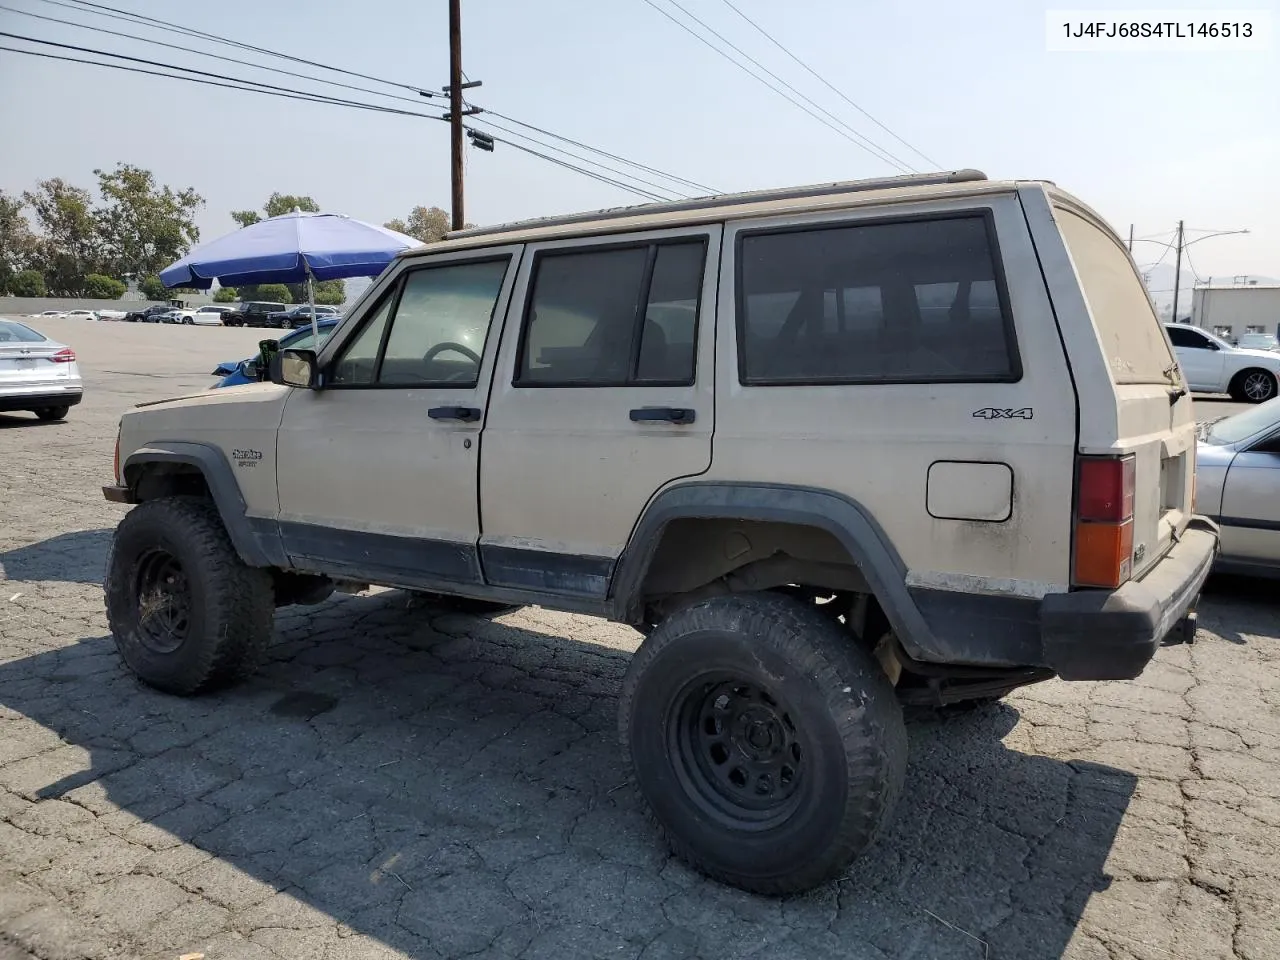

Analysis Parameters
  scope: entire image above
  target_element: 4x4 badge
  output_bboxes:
[972,407,1034,420]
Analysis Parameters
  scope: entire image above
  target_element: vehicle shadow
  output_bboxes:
[0,412,64,429]
[0,529,113,585]
[1198,572,1278,645]
[0,593,1134,960]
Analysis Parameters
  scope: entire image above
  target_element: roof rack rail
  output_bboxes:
[446,169,988,241]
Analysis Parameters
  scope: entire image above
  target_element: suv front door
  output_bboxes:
[1167,325,1226,392]
[478,226,720,598]
[274,246,521,588]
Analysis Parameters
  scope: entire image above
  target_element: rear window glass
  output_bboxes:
[0,321,46,342]
[737,215,1018,384]
[1056,208,1175,384]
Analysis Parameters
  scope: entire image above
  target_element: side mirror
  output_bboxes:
[276,348,320,388]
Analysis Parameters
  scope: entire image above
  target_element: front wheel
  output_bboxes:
[1229,368,1278,403]
[104,497,274,695]
[33,406,69,421]
[619,591,907,895]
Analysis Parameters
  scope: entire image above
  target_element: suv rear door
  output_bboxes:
[1024,186,1195,581]
[478,225,720,599]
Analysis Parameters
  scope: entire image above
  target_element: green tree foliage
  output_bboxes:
[312,279,345,305]
[94,163,203,279]
[384,205,451,244]
[213,286,238,303]
[9,270,47,297]
[22,178,100,295]
[83,274,127,299]
[254,283,292,304]
[265,193,320,217]
[230,210,261,228]
[0,190,37,285]
[139,275,168,301]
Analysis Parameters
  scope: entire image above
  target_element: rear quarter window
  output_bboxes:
[1055,207,1175,384]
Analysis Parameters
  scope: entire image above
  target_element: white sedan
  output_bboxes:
[1165,323,1280,403]
[65,309,99,321]
[0,319,83,421]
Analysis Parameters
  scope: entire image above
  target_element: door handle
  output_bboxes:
[629,407,696,425]
[428,405,482,422]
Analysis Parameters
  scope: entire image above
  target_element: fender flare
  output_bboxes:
[607,481,940,662]
[122,442,287,568]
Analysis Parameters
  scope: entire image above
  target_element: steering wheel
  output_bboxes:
[423,341,481,365]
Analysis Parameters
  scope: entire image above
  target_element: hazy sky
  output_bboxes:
[1,0,1277,279]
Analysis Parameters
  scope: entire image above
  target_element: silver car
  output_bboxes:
[0,319,84,421]
[1196,397,1280,578]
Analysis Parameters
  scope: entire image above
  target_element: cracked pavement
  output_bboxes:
[1,319,1278,960]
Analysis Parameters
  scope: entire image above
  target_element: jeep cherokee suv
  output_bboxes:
[102,170,1217,896]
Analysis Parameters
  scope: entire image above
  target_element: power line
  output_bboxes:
[715,0,939,169]
[468,117,688,200]
[49,0,443,96]
[1183,242,1203,283]
[639,0,914,173]
[0,41,683,203]
[9,1,438,110]
[480,110,720,195]
[0,31,444,118]
[473,132,671,203]
[0,43,442,117]
[37,0,715,201]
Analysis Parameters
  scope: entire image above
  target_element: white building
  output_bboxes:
[1191,283,1280,342]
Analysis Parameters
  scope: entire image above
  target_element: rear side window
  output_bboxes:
[517,238,706,386]
[1056,208,1176,384]
[737,215,1018,384]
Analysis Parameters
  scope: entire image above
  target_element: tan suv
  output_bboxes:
[102,170,1217,895]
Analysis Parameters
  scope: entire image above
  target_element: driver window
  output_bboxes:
[379,259,510,386]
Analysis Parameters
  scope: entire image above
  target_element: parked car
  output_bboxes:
[96,308,127,321]
[102,170,1215,896]
[220,301,288,328]
[264,304,341,329]
[29,310,67,319]
[159,309,185,324]
[1237,332,1280,353]
[0,319,83,420]
[124,304,172,323]
[1196,397,1280,578]
[191,305,234,326]
[210,318,340,387]
[1164,323,1280,402]
[65,309,98,321]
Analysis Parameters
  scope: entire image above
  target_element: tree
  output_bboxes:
[255,283,292,304]
[0,190,37,288]
[9,270,46,297]
[312,280,345,305]
[83,274,126,299]
[22,178,100,295]
[264,193,319,218]
[93,164,203,279]
[384,205,451,244]
[213,286,238,303]
[139,275,168,301]
[230,210,261,228]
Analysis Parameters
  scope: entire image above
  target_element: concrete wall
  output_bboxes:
[1,294,218,315]
[1192,287,1280,339]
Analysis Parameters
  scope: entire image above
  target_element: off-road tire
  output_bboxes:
[33,406,69,421]
[1228,368,1278,404]
[104,496,274,695]
[618,591,907,895]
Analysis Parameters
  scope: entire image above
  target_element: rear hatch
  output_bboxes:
[1052,199,1195,582]
[0,341,74,388]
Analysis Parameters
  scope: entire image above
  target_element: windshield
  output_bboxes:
[1204,396,1280,445]
[282,325,335,352]
[0,321,47,343]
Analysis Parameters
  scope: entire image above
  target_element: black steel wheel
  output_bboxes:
[33,406,69,421]
[105,496,274,695]
[619,591,907,895]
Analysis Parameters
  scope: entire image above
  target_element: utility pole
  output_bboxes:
[448,0,464,231]
[1170,220,1185,324]
[1128,224,1134,253]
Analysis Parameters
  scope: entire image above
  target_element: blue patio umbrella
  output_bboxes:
[160,210,422,339]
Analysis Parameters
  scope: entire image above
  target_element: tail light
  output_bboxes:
[1073,454,1136,589]
[50,348,76,363]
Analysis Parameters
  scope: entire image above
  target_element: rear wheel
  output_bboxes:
[1229,368,1278,403]
[619,591,907,895]
[104,497,274,695]
[33,406,69,421]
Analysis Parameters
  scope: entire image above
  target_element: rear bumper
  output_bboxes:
[1041,517,1218,680]
[0,387,83,411]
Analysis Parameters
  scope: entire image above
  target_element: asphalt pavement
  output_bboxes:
[0,318,1277,960]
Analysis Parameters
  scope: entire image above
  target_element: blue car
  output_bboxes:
[210,318,340,388]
